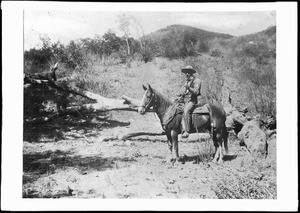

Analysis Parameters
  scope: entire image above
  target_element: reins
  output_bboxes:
[140,92,158,111]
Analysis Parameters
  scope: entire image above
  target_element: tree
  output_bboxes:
[117,13,132,56]
[24,36,54,73]
[102,30,122,56]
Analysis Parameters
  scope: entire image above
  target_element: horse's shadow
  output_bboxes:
[222,154,238,161]
[179,154,237,164]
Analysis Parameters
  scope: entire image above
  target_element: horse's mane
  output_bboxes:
[152,88,173,113]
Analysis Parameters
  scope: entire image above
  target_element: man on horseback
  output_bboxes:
[177,65,201,138]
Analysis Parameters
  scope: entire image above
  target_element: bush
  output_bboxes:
[235,59,276,116]
[210,49,222,57]
[24,84,66,117]
[195,138,215,163]
[195,41,210,53]
[201,68,225,106]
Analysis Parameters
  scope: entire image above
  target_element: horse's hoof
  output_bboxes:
[179,158,185,164]
[170,158,176,163]
[217,159,224,164]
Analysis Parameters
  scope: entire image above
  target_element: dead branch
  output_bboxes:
[121,131,166,140]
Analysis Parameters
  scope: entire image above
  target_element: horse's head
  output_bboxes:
[138,84,157,115]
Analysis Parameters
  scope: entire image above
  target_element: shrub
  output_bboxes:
[24,84,66,117]
[210,49,222,57]
[201,68,225,106]
[195,41,210,53]
[235,59,276,116]
[195,138,215,163]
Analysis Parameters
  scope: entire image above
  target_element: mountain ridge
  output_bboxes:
[144,24,234,41]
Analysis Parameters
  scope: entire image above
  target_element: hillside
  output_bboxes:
[146,24,233,42]
[24,25,276,117]
[139,24,234,59]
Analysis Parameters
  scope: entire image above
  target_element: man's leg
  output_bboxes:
[181,102,195,138]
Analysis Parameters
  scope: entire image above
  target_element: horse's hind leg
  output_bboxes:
[222,124,229,154]
[212,143,220,163]
[212,127,223,164]
[211,127,218,163]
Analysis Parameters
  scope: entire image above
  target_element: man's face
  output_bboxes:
[185,73,192,81]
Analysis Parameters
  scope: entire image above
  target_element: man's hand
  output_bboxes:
[184,81,190,89]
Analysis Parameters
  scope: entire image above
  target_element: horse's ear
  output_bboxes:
[142,84,147,91]
[147,84,153,92]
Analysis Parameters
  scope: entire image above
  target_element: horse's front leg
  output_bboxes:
[171,130,180,162]
[166,132,174,162]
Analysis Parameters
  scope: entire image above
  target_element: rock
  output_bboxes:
[238,115,267,159]
[224,105,249,134]
[265,116,276,130]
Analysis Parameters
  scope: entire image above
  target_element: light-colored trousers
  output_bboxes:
[182,101,195,133]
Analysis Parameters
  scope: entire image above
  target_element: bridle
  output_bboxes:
[140,90,158,112]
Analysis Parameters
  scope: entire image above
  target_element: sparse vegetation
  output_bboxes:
[23,24,277,199]
[212,157,277,199]
[213,173,277,199]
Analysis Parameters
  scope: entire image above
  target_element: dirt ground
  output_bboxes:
[23,57,277,199]
[23,110,277,199]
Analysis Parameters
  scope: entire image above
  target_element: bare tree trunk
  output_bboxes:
[125,36,131,56]
[121,95,141,108]
[24,75,139,112]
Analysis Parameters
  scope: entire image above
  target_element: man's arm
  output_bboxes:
[187,78,201,95]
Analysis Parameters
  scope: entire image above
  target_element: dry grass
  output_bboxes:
[213,172,276,199]
[212,156,277,199]
[195,138,215,163]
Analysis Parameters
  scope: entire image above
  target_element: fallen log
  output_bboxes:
[24,63,143,112]
[121,95,142,108]
[24,75,140,112]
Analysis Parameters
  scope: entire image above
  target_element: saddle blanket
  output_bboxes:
[193,104,209,114]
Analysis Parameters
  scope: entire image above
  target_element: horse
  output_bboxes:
[138,84,228,164]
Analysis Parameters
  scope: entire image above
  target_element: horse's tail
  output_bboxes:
[207,103,229,154]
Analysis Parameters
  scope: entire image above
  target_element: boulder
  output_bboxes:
[237,115,268,159]
[224,105,249,134]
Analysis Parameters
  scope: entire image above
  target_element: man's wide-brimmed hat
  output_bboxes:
[181,65,196,74]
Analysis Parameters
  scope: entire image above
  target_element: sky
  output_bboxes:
[24,10,276,50]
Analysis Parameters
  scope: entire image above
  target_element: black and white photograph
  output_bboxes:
[2,1,298,211]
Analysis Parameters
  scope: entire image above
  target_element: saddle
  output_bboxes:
[161,102,210,129]
[193,103,210,114]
